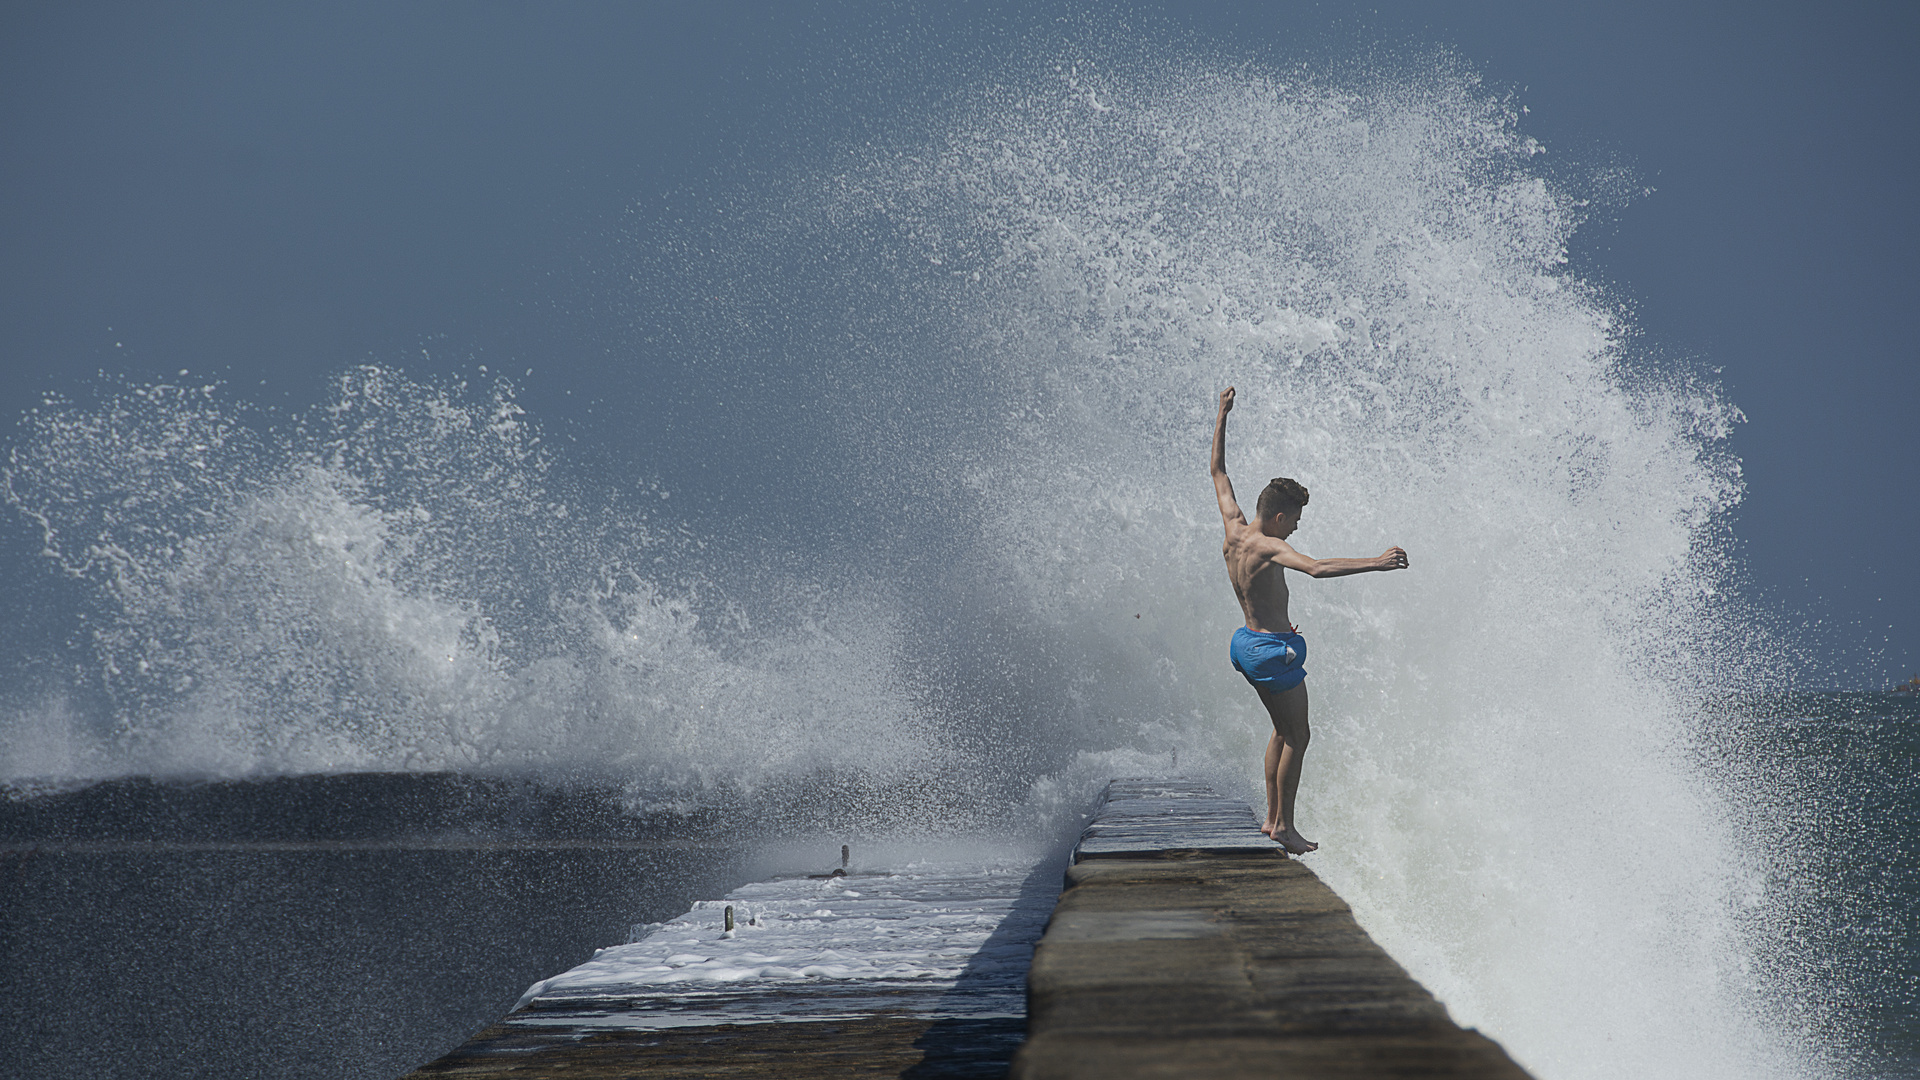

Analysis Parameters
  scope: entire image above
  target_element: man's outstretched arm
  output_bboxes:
[1211,387,1246,527]
[1268,542,1410,578]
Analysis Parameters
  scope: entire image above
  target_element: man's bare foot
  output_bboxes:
[1260,822,1277,838]
[1274,827,1318,855]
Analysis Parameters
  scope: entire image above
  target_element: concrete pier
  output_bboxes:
[1012,779,1534,1080]
[403,779,1533,1078]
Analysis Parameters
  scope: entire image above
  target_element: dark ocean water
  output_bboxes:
[0,775,756,1080]
[1809,691,1919,1079]
[1,692,1914,1080]
[1708,691,1920,1079]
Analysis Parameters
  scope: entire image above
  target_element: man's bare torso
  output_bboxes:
[1223,523,1294,634]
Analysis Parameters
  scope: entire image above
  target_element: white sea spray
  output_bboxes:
[762,56,1794,1080]
[1,51,1814,1080]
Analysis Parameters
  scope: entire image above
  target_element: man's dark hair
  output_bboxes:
[1256,477,1309,521]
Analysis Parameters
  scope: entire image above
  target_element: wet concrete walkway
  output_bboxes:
[1012,779,1534,1080]
[403,780,1534,1078]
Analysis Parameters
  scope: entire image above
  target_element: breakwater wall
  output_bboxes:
[404,780,1533,1078]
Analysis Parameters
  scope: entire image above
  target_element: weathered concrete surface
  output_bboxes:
[402,779,1531,1079]
[1072,779,1281,860]
[1010,780,1534,1080]
[402,1012,1023,1078]
[400,856,1054,1078]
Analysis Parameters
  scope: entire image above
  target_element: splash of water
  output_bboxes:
[1,369,944,811]
[2,50,1819,1079]
[730,55,1792,1080]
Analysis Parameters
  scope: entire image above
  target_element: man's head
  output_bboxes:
[1255,477,1309,536]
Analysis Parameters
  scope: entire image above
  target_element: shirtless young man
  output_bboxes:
[1210,387,1408,855]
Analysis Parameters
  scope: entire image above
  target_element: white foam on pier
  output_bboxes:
[510,849,1059,1029]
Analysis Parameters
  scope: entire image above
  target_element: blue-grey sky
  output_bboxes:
[2,1,1914,682]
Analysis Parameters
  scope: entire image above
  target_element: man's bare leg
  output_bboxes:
[1258,683,1315,853]
[1261,732,1280,836]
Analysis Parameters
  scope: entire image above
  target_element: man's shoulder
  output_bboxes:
[1222,521,1272,553]
[1228,530,1294,564]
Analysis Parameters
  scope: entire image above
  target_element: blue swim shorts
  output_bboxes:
[1229,626,1307,694]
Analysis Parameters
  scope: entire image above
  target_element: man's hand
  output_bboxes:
[1218,387,1236,414]
[1377,547,1410,571]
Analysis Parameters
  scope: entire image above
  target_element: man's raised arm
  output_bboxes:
[1211,387,1246,527]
